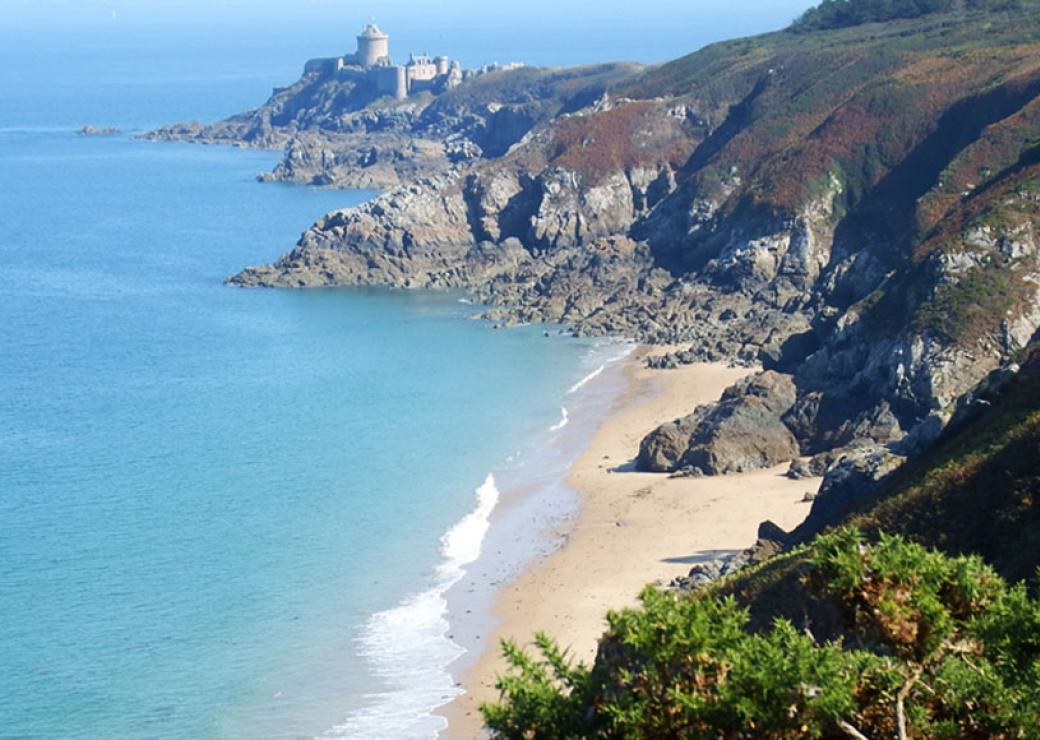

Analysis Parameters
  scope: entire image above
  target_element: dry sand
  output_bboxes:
[438,348,818,738]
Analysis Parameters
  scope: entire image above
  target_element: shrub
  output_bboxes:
[481,530,1040,738]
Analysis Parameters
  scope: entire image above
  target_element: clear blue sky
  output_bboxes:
[4,0,819,67]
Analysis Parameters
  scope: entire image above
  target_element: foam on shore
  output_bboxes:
[549,407,569,432]
[322,476,500,739]
[324,339,635,738]
[568,344,635,394]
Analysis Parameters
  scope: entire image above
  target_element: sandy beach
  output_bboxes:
[438,348,819,738]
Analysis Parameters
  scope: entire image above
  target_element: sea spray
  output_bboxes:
[324,476,501,739]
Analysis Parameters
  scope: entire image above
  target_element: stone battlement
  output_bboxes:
[306,23,464,101]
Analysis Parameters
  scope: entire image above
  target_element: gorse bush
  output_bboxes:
[481,529,1040,738]
[790,0,1024,31]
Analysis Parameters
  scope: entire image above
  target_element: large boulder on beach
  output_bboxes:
[638,371,800,475]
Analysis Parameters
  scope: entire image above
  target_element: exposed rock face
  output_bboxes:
[155,11,1040,518]
[259,132,457,189]
[794,444,906,539]
[638,371,800,475]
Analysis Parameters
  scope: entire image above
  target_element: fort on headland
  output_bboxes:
[304,24,514,101]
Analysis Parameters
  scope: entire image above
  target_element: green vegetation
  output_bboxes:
[481,530,1040,738]
[482,351,1040,737]
[791,0,1023,32]
[473,6,1040,734]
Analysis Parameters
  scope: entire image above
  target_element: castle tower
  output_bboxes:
[435,55,450,76]
[356,24,389,68]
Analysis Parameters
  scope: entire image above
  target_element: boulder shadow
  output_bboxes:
[608,457,640,473]
[662,549,736,565]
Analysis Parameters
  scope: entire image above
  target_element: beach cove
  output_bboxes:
[440,350,819,737]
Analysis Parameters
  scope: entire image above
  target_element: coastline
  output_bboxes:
[438,348,819,738]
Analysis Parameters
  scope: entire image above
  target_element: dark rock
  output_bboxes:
[796,445,905,537]
[79,125,120,137]
[638,370,800,475]
[786,458,813,479]
[669,465,704,479]
[671,536,786,592]
[757,520,790,546]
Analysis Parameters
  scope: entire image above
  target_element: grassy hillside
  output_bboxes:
[605,1,1040,286]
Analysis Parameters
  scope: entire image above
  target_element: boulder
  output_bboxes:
[638,371,800,475]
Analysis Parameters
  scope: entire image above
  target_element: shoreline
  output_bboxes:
[438,348,819,738]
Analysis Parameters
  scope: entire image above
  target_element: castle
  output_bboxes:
[304,24,463,101]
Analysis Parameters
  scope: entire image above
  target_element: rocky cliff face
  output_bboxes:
[159,7,1040,527]
[144,63,644,189]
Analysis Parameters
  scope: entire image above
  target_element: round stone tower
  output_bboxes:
[435,55,450,76]
[356,24,389,68]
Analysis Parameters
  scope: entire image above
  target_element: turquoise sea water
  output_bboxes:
[0,6,818,737]
[0,127,608,738]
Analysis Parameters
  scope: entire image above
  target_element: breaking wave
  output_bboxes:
[321,475,500,739]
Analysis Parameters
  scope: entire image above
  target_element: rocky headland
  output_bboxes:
[150,4,1040,576]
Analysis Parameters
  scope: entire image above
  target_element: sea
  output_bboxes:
[0,3,813,738]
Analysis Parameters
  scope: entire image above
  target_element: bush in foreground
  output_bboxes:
[481,529,1040,738]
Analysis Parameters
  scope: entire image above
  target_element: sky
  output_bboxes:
[2,0,819,68]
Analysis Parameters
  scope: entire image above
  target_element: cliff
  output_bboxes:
[144,63,644,189]
[212,4,1040,483]
[152,2,1040,607]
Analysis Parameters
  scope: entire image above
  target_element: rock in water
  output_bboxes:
[79,125,120,137]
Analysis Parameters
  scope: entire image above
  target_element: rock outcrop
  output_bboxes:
[638,371,800,475]
[79,125,120,137]
[151,8,1040,520]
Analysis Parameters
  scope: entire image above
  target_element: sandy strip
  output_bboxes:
[438,349,818,738]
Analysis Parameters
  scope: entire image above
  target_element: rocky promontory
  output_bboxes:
[153,6,1040,540]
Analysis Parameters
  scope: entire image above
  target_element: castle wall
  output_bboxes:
[373,65,407,100]
[409,78,439,94]
[407,63,438,83]
[304,57,338,75]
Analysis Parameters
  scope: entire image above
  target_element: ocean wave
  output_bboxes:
[549,407,570,432]
[566,341,636,395]
[321,475,500,739]
[567,365,605,394]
